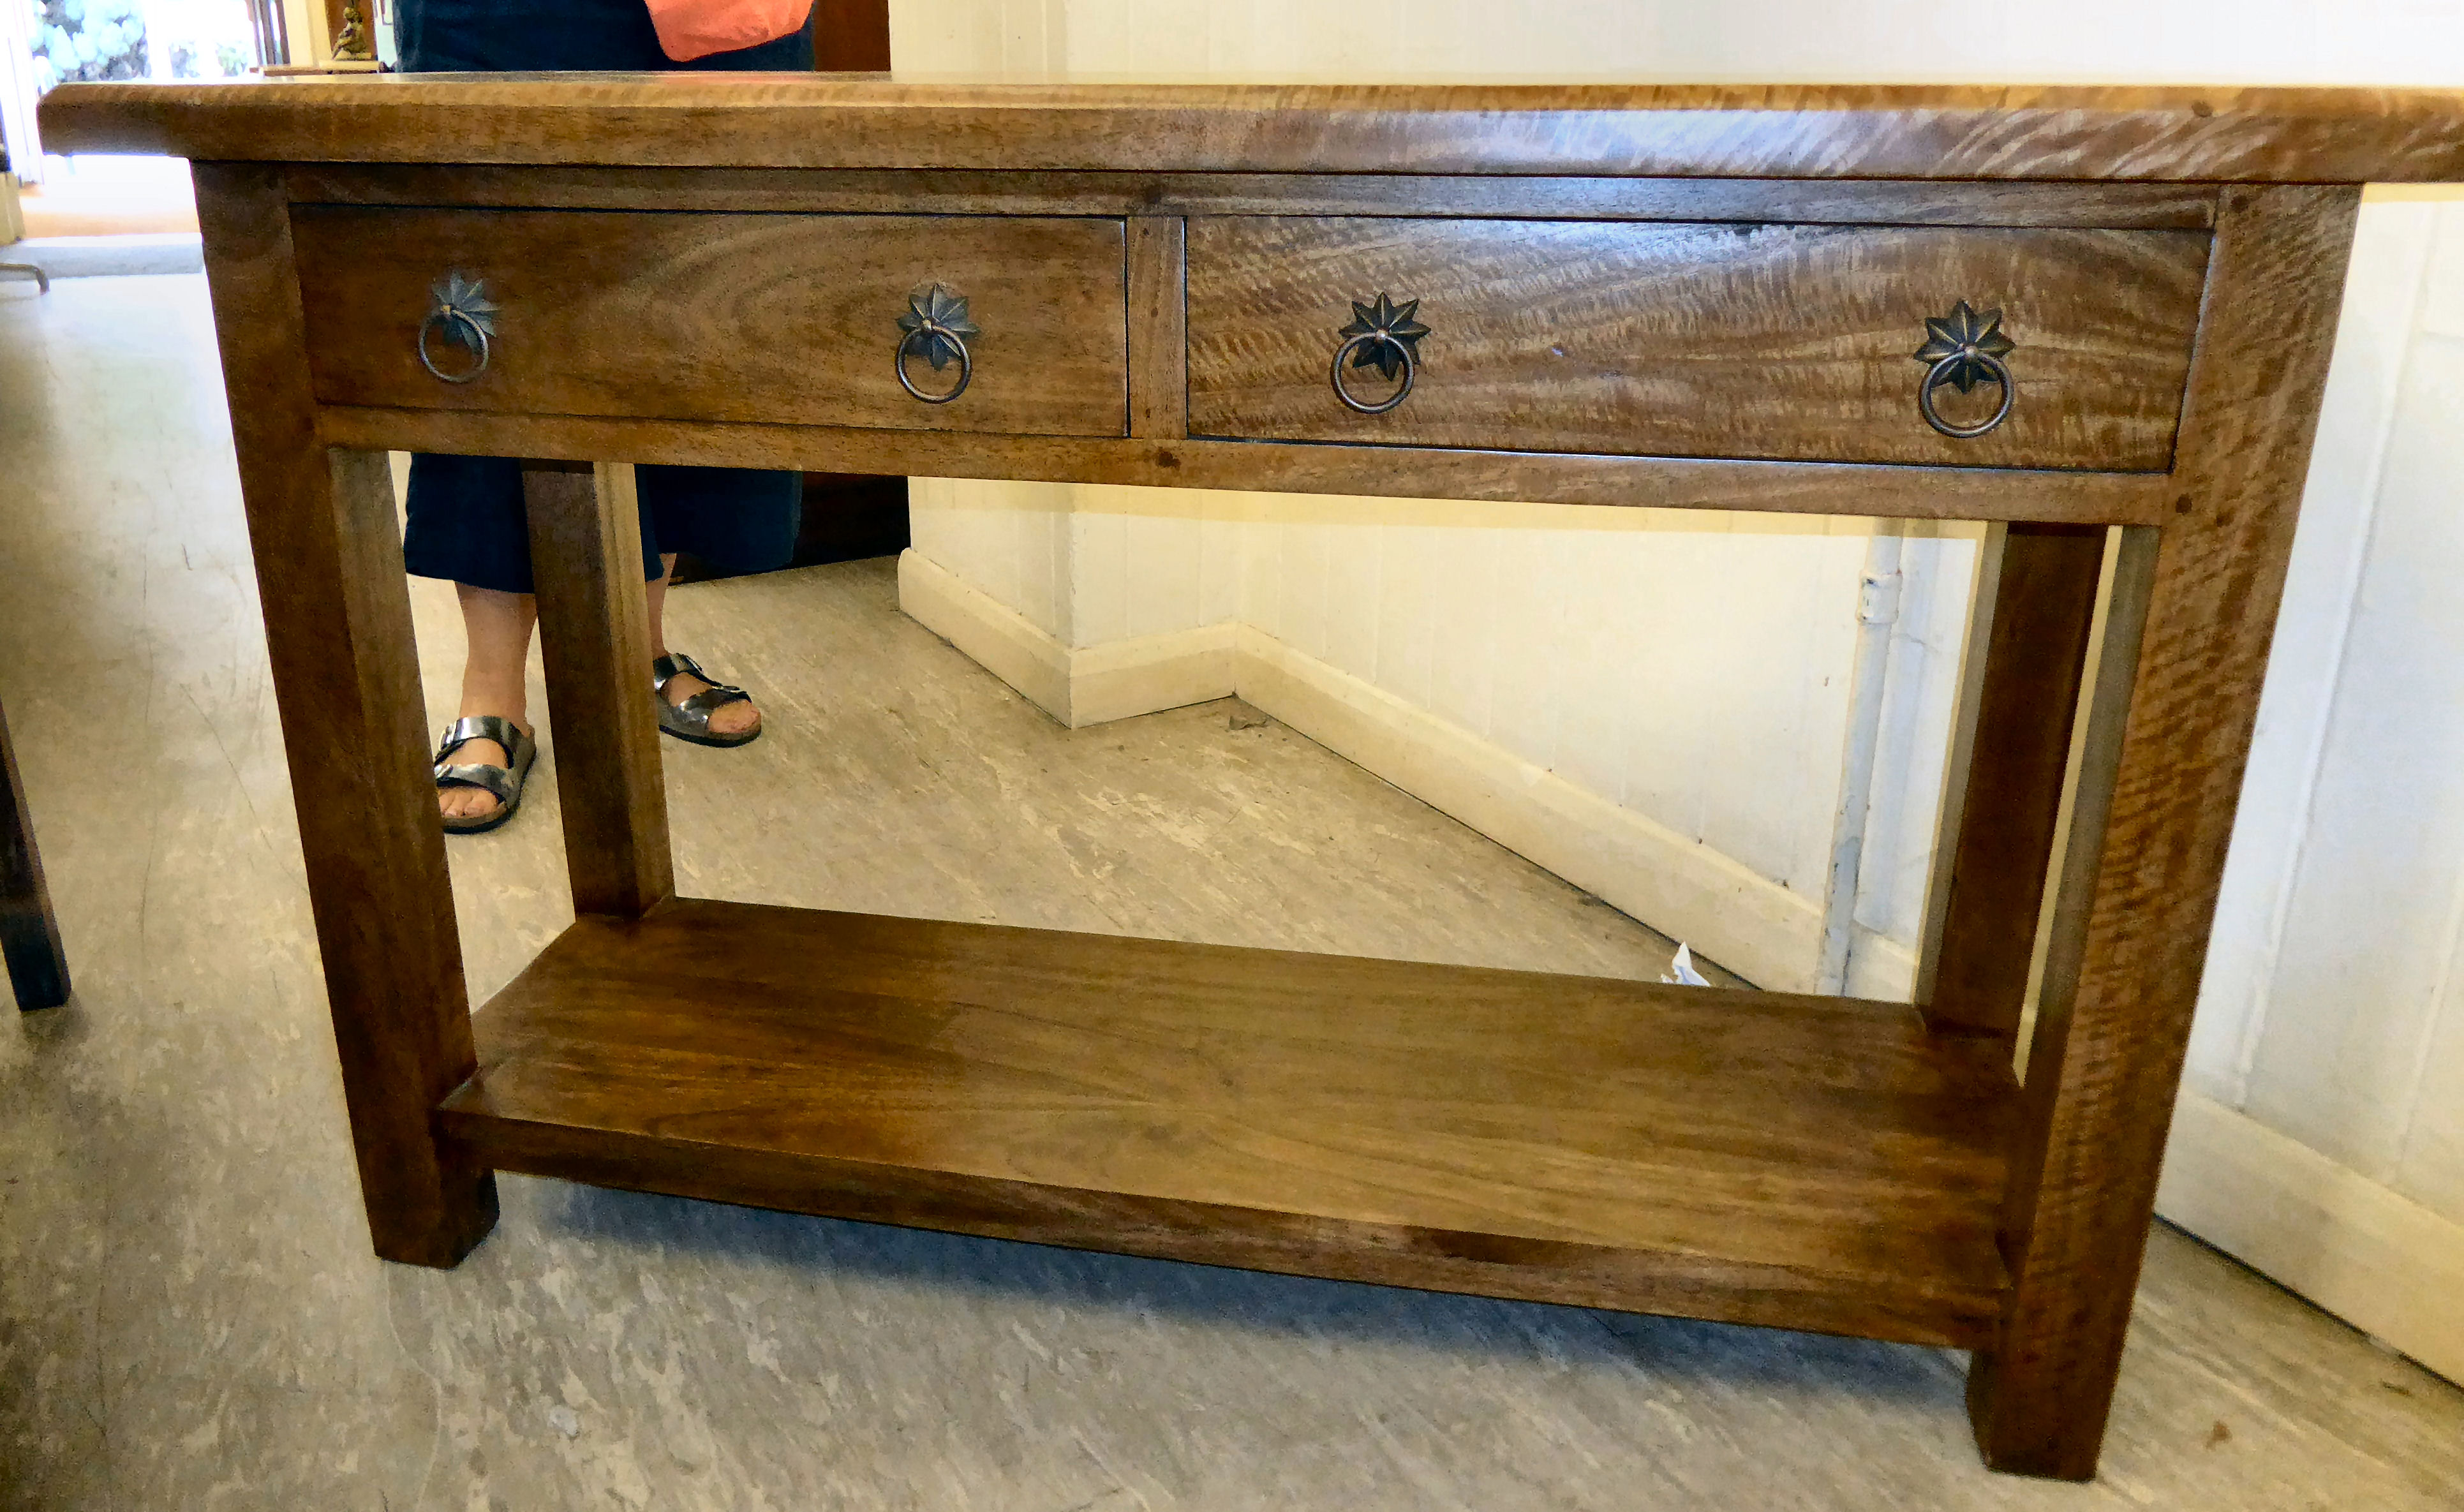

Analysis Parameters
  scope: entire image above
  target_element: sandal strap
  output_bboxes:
[673,684,751,718]
[650,653,704,695]
[434,761,519,804]
[653,651,751,715]
[435,714,524,764]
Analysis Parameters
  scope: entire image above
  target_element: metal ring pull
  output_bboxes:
[894,323,974,404]
[1329,331,1416,415]
[1329,292,1431,417]
[1913,300,2017,440]
[1918,350,2015,439]
[895,284,978,405]
[418,271,498,385]
[417,308,493,384]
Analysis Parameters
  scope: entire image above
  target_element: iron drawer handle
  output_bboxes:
[418,272,498,385]
[1330,292,1430,416]
[417,309,492,384]
[1919,352,2015,439]
[1330,332,1416,415]
[895,284,977,404]
[1914,300,2017,440]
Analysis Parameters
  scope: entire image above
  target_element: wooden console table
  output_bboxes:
[40,78,2464,1479]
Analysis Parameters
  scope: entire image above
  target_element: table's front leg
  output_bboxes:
[197,163,496,1266]
[3,693,71,1011]
[1966,184,2361,1478]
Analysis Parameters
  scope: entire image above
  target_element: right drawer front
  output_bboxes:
[1185,218,2211,471]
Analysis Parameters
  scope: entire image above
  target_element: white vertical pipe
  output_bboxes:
[1818,531,1904,995]
[0,0,45,184]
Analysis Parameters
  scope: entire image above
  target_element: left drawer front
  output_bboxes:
[292,207,1129,437]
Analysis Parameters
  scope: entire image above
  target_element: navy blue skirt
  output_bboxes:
[396,0,812,593]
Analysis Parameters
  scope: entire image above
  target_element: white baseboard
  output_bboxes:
[2157,1092,2464,1386]
[1074,622,1236,727]
[1845,926,1919,1002]
[897,550,1233,729]
[1232,626,1826,993]
[898,549,1828,991]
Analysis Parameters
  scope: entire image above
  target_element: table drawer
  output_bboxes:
[292,207,1129,436]
[1186,218,2211,471]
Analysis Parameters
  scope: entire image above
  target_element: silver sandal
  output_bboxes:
[433,715,538,835]
[653,653,761,748]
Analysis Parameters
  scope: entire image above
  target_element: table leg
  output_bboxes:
[1917,522,2108,1042]
[1965,184,2361,1478]
[2,695,70,1011]
[523,461,674,919]
[197,163,497,1266]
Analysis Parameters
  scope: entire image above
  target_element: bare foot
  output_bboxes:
[660,669,761,739]
[436,724,530,824]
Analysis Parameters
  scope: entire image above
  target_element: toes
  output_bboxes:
[439,789,501,820]
[664,672,761,737]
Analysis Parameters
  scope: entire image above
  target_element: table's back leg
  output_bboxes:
[1966,184,2361,1479]
[2,695,70,1011]
[195,163,498,1267]
[522,461,673,919]
[1918,521,2108,1042]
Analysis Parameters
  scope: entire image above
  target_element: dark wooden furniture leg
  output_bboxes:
[1919,522,2108,1042]
[1966,184,2361,1478]
[195,162,498,1266]
[2,695,70,1011]
[522,461,674,919]
[808,0,892,72]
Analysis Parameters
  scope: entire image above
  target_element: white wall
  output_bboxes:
[903,482,1962,995]
[903,477,1977,995]
[888,0,2464,1370]
[2181,198,2464,1176]
[2155,189,2464,1382]
[893,0,2464,84]
[281,0,329,64]
[917,487,1897,898]
[2236,201,2464,1215]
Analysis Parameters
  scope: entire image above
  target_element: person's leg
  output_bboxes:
[404,454,540,822]
[642,556,760,739]
[438,584,539,822]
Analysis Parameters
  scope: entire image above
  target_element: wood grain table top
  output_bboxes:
[38,75,2464,182]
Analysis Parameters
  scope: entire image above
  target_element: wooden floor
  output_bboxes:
[6,276,2464,1511]
[444,901,2013,1346]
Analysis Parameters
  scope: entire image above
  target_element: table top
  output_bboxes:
[37,75,2464,182]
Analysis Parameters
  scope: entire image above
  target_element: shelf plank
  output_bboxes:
[441,898,2015,1346]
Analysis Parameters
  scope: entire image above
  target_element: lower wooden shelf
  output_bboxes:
[440,898,2016,1347]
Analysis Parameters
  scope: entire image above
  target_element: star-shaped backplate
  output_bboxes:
[1913,301,2016,394]
[428,272,499,351]
[897,285,981,371]
[1337,293,1432,382]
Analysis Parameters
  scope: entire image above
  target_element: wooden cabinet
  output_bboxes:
[290,206,1131,436]
[1187,217,2211,469]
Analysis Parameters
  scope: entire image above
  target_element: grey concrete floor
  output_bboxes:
[4,275,2461,1512]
